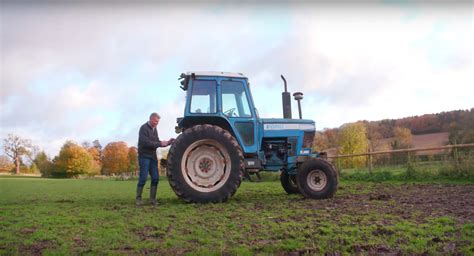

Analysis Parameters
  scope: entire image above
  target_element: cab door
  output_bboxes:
[220,79,258,154]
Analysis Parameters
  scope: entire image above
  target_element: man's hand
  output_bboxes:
[160,138,176,147]
[167,138,176,146]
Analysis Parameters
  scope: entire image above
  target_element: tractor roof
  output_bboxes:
[185,71,247,79]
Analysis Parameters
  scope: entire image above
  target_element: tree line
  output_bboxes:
[314,108,474,152]
[1,135,142,178]
[313,109,474,168]
[2,109,472,176]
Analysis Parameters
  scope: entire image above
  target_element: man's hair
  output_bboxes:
[149,112,161,120]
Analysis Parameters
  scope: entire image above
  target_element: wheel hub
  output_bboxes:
[181,139,231,193]
[198,157,213,173]
[307,169,327,191]
[314,176,321,183]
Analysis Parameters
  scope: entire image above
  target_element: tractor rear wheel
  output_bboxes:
[167,124,244,203]
[280,171,299,194]
[296,158,338,199]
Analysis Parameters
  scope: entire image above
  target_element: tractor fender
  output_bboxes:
[178,116,238,140]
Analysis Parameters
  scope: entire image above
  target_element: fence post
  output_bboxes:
[453,144,459,169]
[368,153,373,174]
[337,156,342,173]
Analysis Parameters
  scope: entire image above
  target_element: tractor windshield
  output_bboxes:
[190,80,217,113]
[221,80,252,118]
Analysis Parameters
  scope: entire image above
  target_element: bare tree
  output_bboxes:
[3,134,34,174]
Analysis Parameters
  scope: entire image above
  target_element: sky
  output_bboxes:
[1,0,473,157]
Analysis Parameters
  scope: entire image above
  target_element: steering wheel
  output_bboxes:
[224,108,236,117]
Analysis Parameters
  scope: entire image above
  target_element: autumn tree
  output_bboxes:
[391,127,412,149]
[3,134,35,174]
[313,128,339,151]
[93,139,102,151]
[92,139,103,158]
[102,141,129,175]
[25,163,40,174]
[365,122,383,152]
[337,122,369,168]
[374,119,394,138]
[128,147,138,175]
[0,155,14,173]
[53,141,94,178]
[449,110,474,145]
[34,151,53,177]
[313,131,329,151]
[86,147,101,175]
[324,128,339,148]
[80,140,102,175]
[81,141,91,148]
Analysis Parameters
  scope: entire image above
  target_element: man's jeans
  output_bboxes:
[137,157,159,188]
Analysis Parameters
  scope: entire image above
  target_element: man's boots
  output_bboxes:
[136,186,144,206]
[150,185,158,206]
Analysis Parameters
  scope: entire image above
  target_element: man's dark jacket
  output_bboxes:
[138,122,161,160]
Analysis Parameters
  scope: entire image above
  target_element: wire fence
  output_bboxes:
[327,143,474,177]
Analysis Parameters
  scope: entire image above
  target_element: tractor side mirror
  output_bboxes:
[179,73,189,91]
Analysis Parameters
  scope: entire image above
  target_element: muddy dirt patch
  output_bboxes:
[305,183,474,224]
[19,240,56,255]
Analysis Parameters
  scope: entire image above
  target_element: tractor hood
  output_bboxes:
[261,118,316,149]
[260,118,315,131]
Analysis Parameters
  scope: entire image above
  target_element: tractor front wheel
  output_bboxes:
[166,124,244,203]
[296,158,338,199]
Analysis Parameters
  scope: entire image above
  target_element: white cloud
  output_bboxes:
[1,1,472,156]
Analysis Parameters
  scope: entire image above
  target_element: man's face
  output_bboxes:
[149,117,160,128]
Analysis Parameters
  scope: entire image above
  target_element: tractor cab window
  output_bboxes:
[190,80,217,114]
[221,80,252,118]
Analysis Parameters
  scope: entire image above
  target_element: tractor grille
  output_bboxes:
[303,131,315,148]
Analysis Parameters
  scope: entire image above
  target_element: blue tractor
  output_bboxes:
[167,72,338,203]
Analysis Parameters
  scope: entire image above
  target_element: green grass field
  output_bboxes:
[1,176,473,255]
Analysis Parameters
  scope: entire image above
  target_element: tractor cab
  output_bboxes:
[177,72,259,154]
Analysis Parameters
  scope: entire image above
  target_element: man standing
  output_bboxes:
[136,112,174,206]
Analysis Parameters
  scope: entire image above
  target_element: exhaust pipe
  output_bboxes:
[281,75,292,119]
[293,92,303,119]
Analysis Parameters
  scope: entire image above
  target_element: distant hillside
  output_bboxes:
[363,108,473,137]
[315,108,473,152]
